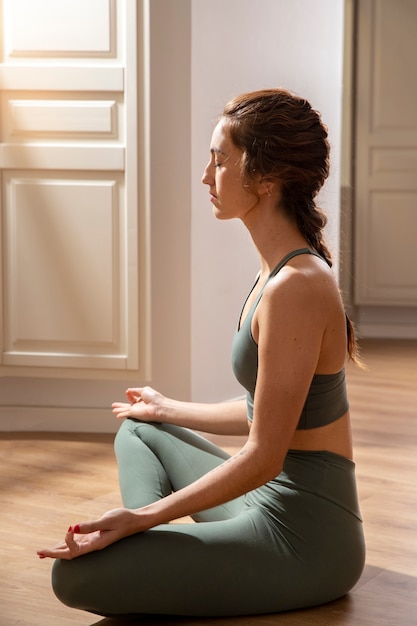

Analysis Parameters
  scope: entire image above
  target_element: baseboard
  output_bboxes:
[0,406,118,433]
[358,324,417,339]
[357,306,417,339]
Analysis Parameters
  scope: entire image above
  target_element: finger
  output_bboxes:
[37,541,69,559]
[112,402,128,411]
[114,412,129,420]
[65,525,78,545]
[126,387,140,401]
[112,403,129,412]
[60,525,83,558]
[112,406,131,419]
[37,546,69,559]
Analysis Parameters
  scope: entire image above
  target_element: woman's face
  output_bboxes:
[202,119,258,221]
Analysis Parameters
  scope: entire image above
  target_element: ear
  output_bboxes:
[256,177,276,198]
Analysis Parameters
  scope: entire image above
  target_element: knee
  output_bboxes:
[113,417,137,456]
[114,418,162,458]
[52,559,84,610]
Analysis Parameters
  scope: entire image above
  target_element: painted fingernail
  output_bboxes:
[73,524,80,533]
[67,526,72,532]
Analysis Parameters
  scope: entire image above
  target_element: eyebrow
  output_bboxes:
[210,147,227,156]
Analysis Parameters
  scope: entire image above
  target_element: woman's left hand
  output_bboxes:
[37,508,140,560]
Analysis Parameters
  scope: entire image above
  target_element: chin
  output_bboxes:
[212,207,233,221]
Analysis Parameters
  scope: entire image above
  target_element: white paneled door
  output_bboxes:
[0,0,150,377]
[354,0,417,307]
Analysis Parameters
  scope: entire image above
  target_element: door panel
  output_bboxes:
[3,174,124,368]
[4,0,116,58]
[6,98,118,136]
[0,0,149,376]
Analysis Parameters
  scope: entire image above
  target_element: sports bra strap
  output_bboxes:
[270,248,324,278]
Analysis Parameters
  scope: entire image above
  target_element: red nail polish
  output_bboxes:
[67,526,72,532]
[73,524,80,533]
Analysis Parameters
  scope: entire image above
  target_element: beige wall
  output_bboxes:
[190,0,345,401]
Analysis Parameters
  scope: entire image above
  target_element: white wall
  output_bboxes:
[190,0,345,402]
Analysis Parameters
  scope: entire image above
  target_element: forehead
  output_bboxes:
[211,119,231,147]
[210,119,236,154]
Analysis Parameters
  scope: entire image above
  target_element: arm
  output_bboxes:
[128,269,327,526]
[38,270,328,560]
[112,387,250,436]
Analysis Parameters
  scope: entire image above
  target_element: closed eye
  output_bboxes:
[210,147,227,168]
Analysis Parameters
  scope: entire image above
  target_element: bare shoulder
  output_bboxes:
[264,254,340,311]
[255,254,347,371]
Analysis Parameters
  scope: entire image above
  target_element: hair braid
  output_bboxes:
[284,191,333,267]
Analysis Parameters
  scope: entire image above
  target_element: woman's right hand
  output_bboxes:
[112,386,164,422]
[37,508,148,561]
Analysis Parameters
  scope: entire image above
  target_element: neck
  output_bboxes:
[241,201,308,275]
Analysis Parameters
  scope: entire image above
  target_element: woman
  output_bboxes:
[38,89,365,618]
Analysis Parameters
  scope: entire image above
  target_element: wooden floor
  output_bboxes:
[1,339,417,626]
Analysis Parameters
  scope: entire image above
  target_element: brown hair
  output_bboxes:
[222,88,359,362]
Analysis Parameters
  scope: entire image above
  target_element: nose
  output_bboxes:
[201,161,214,186]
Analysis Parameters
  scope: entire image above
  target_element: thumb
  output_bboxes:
[72,508,126,534]
[71,520,103,535]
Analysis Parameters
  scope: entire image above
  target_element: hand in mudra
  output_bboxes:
[37,508,140,560]
[112,386,163,421]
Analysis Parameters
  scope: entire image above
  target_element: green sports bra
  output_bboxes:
[231,248,349,429]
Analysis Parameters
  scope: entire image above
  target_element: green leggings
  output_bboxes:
[52,419,365,617]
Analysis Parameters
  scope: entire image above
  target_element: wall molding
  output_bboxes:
[0,406,118,433]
